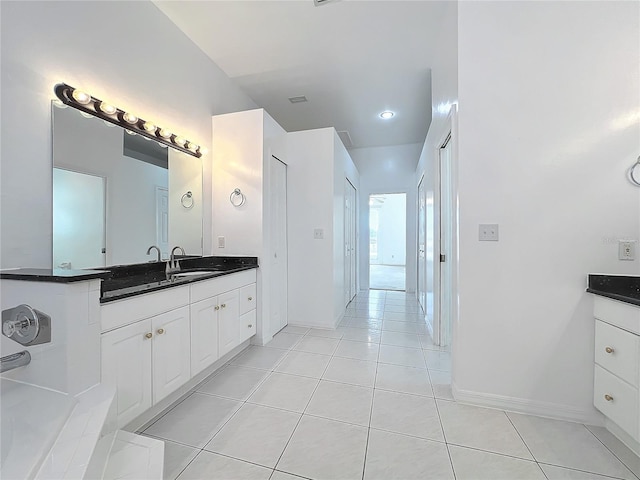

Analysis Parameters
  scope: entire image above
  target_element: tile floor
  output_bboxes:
[140,291,640,480]
[369,265,406,291]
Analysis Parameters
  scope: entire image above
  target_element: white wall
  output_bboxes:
[372,194,407,266]
[0,0,257,269]
[352,143,422,292]
[454,1,640,423]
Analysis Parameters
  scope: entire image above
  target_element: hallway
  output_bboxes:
[369,265,406,291]
[140,291,637,480]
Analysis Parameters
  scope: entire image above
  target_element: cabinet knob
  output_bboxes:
[605,346,614,354]
[604,394,614,402]
[144,332,153,339]
[248,297,253,301]
[221,304,226,308]
[215,306,220,311]
[248,324,253,328]
[157,328,165,335]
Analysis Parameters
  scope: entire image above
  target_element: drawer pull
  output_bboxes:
[605,346,614,354]
[157,328,165,335]
[144,332,153,339]
[221,304,226,308]
[214,306,220,311]
[248,297,253,301]
[604,394,614,402]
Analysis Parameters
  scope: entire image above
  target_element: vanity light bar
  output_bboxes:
[53,83,203,158]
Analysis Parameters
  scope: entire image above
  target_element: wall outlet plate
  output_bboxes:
[218,236,225,248]
[479,224,499,241]
[618,240,637,261]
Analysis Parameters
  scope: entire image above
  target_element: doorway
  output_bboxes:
[269,155,288,337]
[369,193,406,291]
[436,133,453,347]
[345,179,357,305]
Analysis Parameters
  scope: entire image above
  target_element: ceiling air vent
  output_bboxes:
[313,0,336,6]
[288,95,308,104]
[337,131,354,149]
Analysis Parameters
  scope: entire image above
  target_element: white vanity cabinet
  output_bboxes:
[190,297,220,376]
[592,296,640,453]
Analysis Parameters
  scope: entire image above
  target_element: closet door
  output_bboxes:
[269,156,288,335]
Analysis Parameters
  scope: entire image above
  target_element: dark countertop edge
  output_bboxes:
[0,269,110,283]
[100,265,258,304]
[586,288,640,307]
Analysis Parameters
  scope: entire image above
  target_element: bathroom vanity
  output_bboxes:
[587,275,640,455]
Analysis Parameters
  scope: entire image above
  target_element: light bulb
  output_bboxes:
[186,142,198,152]
[123,112,138,124]
[159,128,172,139]
[99,102,117,115]
[142,122,156,133]
[72,89,92,105]
[173,136,186,147]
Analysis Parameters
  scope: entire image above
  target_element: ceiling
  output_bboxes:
[154,0,449,149]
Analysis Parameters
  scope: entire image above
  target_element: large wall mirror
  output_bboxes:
[52,103,203,269]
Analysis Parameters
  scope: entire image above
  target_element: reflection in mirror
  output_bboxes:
[52,103,203,269]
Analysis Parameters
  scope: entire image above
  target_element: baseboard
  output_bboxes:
[605,418,640,457]
[452,382,606,426]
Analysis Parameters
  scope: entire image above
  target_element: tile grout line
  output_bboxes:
[503,410,544,477]
[361,327,382,480]
[583,424,640,480]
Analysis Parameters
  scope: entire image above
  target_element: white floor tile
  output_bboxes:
[508,413,636,479]
[305,327,344,339]
[345,308,384,319]
[177,450,272,480]
[448,445,546,480]
[334,339,379,361]
[383,304,420,313]
[323,356,377,387]
[378,344,427,369]
[419,334,447,351]
[274,350,331,378]
[204,403,300,468]
[305,380,373,426]
[292,336,340,355]
[347,318,383,330]
[247,372,318,412]
[364,429,454,480]
[144,393,241,448]
[158,438,198,480]
[230,346,288,371]
[382,320,417,334]
[540,463,624,479]
[437,400,533,459]
[586,425,640,478]
[281,325,310,335]
[384,298,420,307]
[383,311,422,322]
[197,365,268,401]
[340,327,382,343]
[428,369,453,400]
[375,363,433,396]
[370,390,444,441]
[265,332,304,350]
[380,330,421,348]
[424,350,451,371]
[270,471,305,480]
[277,415,368,480]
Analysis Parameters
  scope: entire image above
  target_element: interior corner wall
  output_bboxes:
[0,0,257,269]
[351,143,422,293]
[455,0,640,422]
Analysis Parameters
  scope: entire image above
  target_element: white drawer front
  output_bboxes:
[240,310,257,341]
[594,365,639,441]
[101,286,190,332]
[595,320,640,386]
[190,269,257,303]
[594,296,640,335]
[239,283,257,315]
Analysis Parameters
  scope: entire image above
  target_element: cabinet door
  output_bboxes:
[152,306,191,404]
[218,289,240,357]
[190,297,220,376]
[101,319,152,428]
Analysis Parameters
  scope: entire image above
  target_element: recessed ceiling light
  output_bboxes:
[379,111,395,119]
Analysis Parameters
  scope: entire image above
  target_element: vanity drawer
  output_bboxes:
[594,365,639,440]
[240,309,257,341]
[595,320,639,386]
[190,269,257,303]
[594,296,640,335]
[239,283,257,315]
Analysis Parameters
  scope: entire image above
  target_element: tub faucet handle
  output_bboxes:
[2,304,51,346]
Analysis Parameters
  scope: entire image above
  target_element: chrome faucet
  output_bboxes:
[166,246,186,274]
[146,245,162,262]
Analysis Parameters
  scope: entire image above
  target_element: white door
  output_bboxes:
[437,134,453,347]
[53,168,106,269]
[218,290,240,357]
[345,179,357,305]
[101,319,152,428]
[152,306,191,403]
[190,297,220,376]
[269,156,288,335]
[417,176,426,313]
[156,186,169,260]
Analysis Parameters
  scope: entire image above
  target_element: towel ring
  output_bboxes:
[181,191,194,209]
[230,188,246,207]
[629,156,640,187]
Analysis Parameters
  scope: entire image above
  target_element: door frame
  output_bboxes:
[344,178,358,305]
[417,173,426,314]
[433,105,459,348]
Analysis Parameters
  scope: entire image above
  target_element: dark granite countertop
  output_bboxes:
[0,268,110,283]
[101,256,258,303]
[587,274,640,307]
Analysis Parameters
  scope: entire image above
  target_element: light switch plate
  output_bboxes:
[218,236,225,248]
[619,240,637,261]
[314,228,324,240]
[479,224,499,241]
